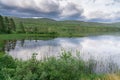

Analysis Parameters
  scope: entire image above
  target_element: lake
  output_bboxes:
[3,35,120,73]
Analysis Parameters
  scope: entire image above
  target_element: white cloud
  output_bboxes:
[0,0,120,22]
[78,0,120,21]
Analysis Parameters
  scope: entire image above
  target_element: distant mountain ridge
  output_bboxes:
[6,16,120,28]
[1,15,120,36]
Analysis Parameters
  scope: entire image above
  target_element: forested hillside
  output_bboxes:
[1,15,120,36]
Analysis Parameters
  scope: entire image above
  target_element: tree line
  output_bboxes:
[0,14,51,34]
[1,14,120,36]
[0,15,16,34]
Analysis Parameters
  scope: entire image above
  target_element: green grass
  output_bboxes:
[0,31,118,40]
[0,34,56,40]
[0,52,5,58]
[0,52,104,80]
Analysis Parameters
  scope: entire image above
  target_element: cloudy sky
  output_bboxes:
[0,0,120,22]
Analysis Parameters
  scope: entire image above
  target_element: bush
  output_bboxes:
[0,53,103,80]
[0,55,16,80]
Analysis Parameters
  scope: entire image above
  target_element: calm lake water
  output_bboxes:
[4,35,120,73]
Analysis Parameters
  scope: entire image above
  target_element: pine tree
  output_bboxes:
[19,22,25,33]
[4,17,11,33]
[33,27,38,33]
[9,18,16,32]
[0,15,2,33]
[0,15,5,33]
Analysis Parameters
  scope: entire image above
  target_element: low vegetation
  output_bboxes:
[0,52,119,80]
[0,52,102,80]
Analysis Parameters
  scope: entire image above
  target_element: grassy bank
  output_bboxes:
[0,33,95,40]
[0,34,56,40]
[0,53,104,80]
[0,52,120,80]
[0,31,117,40]
[0,33,84,40]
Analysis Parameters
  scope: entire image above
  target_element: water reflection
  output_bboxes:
[4,35,120,73]
[5,40,17,52]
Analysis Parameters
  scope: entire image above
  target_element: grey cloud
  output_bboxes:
[91,0,96,3]
[0,0,61,18]
[105,0,120,6]
[0,0,83,20]
[60,2,83,19]
[1,0,120,22]
[113,0,120,2]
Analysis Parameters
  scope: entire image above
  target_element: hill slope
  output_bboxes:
[13,17,115,28]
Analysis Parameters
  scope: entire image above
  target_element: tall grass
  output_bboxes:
[0,52,119,80]
[0,52,104,80]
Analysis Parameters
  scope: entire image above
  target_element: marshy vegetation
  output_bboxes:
[0,52,120,80]
[0,52,104,80]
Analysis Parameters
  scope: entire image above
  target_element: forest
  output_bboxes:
[1,15,120,37]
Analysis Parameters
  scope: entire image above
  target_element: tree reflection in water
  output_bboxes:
[5,40,17,52]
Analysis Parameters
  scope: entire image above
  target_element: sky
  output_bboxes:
[0,0,120,22]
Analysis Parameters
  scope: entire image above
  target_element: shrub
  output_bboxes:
[0,53,103,80]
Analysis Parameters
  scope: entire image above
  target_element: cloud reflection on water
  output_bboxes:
[7,35,120,73]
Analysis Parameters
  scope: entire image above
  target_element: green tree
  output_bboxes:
[4,17,11,33]
[0,15,5,33]
[9,18,16,32]
[19,22,25,33]
[33,27,38,34]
